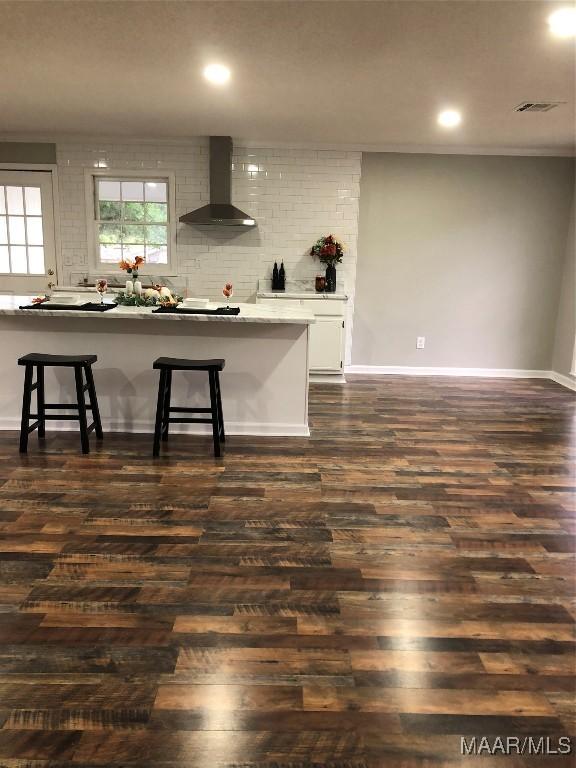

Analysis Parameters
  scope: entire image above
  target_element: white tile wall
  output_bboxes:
[57,139,360,292]
[56,139,361,360]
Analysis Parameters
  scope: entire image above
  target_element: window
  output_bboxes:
[88,173,176,274]
[0,184,46,274]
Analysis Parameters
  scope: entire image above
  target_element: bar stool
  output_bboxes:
[152,357,225,458]
[18,353,103,455]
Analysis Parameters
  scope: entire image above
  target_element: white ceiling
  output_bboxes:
[0,0,574,152]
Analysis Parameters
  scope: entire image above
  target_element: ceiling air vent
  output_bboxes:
[514,101,564,113]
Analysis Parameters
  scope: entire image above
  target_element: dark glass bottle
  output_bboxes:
[272,262,279,290]
[278,262,286,291]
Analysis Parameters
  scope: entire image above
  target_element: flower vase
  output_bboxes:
[325,263,337,293]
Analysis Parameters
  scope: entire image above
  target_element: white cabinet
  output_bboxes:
[257,295,347,375]
[309,317,344,372]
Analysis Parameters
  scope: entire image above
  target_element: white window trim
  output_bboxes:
[84,168,178,277]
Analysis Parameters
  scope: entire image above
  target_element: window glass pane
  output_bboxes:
[123,224,146,244]
[123,244,145,262]
[146,202,167,222]
[99,223,122,244]
[0,245,8,272]
[99,200,121,221]
[0,217,7,244]
[26,217,43,246]
[146,225,167,245]
[0,188,5,215]
[99,243,122,263]
[145,244,168,265]
[28,246,45,274]
[10,245,27,273]
[98,180,121,201]
[6,186,24,215]
[121,181,144,201]
[123,201,145,222]
[24,187,42,215]
[144,181,167,202]
[95,178,170,266]
[8,216,26,245]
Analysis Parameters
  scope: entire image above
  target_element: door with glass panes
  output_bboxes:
[0,171,57,294]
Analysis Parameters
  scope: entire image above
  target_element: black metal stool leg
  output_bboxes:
[208,370,221,458]
[19,363,33,453]
[36,365,46,439]
[153,369,167,457]
[84,364,103,439]
[74,365,90,454]
[215,371,225,442]
[162,369,172,442]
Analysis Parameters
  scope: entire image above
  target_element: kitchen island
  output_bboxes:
[0,296,314,438]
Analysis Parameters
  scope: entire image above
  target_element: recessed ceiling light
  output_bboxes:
[548,7,576,38]
[437,109,462,128]
[203,64,231,85]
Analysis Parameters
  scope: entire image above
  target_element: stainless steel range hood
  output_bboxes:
[179,136,256,227]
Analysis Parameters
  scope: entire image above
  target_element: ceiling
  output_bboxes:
[0,0,574,152]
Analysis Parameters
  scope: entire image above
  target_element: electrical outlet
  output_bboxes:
[416,336,426,349]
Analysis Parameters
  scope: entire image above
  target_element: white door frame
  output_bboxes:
[0,163,61,293]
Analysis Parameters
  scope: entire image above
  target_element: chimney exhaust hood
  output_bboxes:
[179,136,256,227]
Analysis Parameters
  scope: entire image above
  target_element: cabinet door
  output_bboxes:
[309,317,343,372]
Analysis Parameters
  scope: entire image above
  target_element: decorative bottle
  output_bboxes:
[278,262,286,291]
[272,262,279,291]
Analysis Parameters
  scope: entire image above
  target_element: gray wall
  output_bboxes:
[552,198,575,377]
[352,153,575,370]
[0,142,56,164]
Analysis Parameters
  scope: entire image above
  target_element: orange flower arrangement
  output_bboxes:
[119,255,144,273]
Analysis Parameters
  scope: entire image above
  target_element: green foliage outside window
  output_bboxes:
[96,179,169,264]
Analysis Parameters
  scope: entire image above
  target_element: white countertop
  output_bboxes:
[257,291,348,300]
[0,296,315,325]
[256,279,347,300]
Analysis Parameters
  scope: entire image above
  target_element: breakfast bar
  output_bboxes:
[0,296,314,438]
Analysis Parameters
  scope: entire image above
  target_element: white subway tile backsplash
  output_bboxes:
[55,138,359,354]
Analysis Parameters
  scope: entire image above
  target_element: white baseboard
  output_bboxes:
[549,371,576,392]
[309,374,346,384]
[345,365,576,392]
[0,418,310,438]
[345,365,551,378]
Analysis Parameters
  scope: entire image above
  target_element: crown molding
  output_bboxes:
[0,133,574,158]
[237,141,576,157]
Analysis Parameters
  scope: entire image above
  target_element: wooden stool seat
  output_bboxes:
[18,353,103,455]
[153,357,224,371]
[152,357,225,458]
[19,353,98,367]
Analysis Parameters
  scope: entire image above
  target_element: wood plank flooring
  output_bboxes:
[0,375,574,767]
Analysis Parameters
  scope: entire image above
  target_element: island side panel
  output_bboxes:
[0,316,310,437]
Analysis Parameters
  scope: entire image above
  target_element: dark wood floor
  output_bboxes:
[0,375,574,767]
